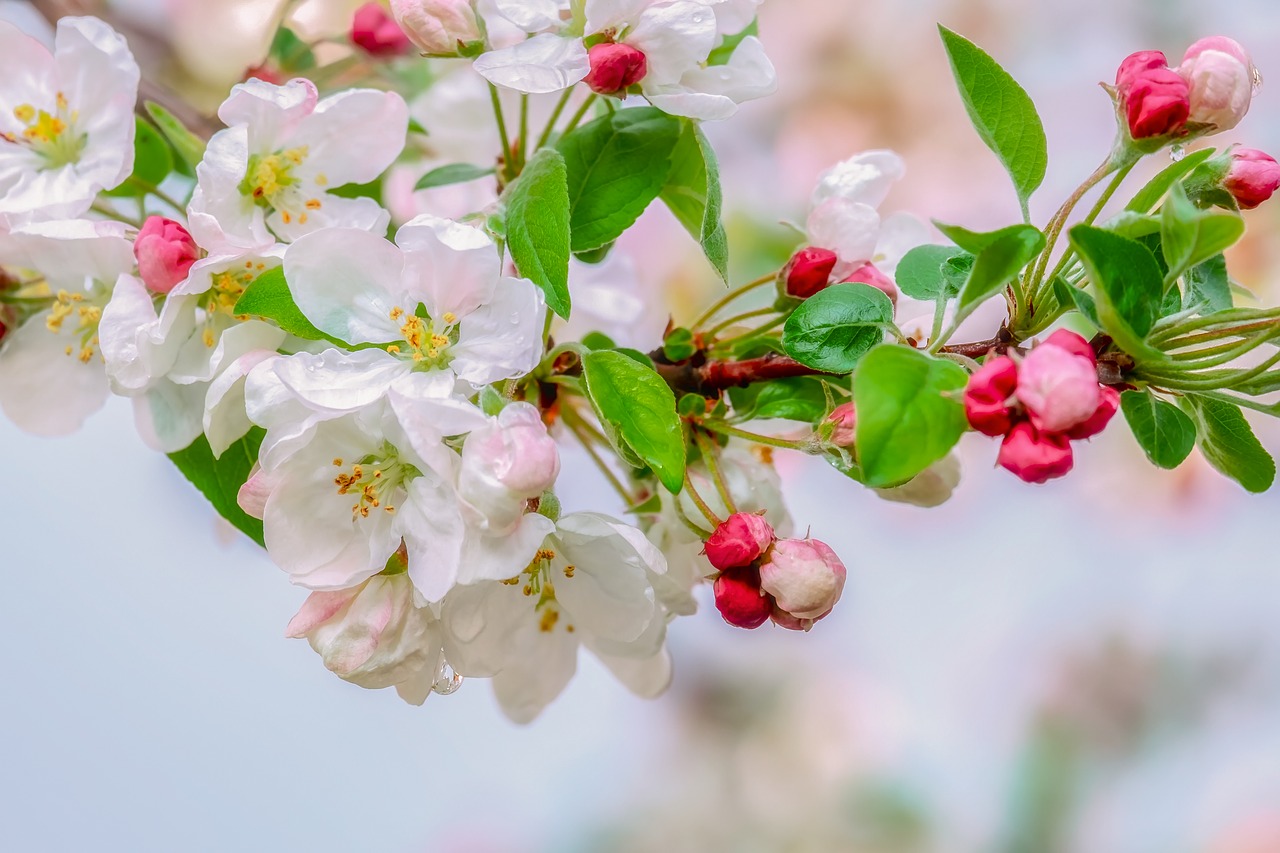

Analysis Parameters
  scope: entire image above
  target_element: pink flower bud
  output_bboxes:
[585,43,648,95]
[1178,37,1255,132]
[782,247,838,298]
[286,575,440,692]
[997,422,1074,484]
[704,511,776,570]
[843,262,898,305]
[1042,329,1096,364]
[1065,385,1120,441]
[390,0,484,56]
[826,402,857,447]
[133,216,198,294]
[1225,149,1280,210]
[1016,343,1101,433]
[352,2,414,56]
[758,538,846,622]
[460,402,560,532]
[713,567,772,629]
[964,355,1019,437]
[1115,51,1190,139]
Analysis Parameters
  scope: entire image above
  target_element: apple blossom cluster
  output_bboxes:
[5,6,1280,722]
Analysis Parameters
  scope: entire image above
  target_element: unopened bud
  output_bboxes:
[1179,36,1256,132]
[1115,50,1191,140]
[1016,342,1101,433]
[826,402,857,447]
[390,0,484,56]
[843,262,897,305]
[997,422,1074,484]
[1225,148,1280,210]
[713,567,772,629]
[782,247,838,299]
[758,538,846,621]
[134,216,198,294]
[352,2,414,56]
[704,511,775,570]
[1064,385,1120,441]
[964,355,1019,437]
[585,42,648,95]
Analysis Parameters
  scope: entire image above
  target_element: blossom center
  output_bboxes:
[501,548,578,633]
[332,445,421,520]
[196,263,262,346]
[2,94,86,168]
[239,147,325,227]
[45,288,105,363]
[387,306,458,367]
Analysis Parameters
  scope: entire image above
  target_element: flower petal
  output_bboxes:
[284,227,405,343]
[473,34,590,94]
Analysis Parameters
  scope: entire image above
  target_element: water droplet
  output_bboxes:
[1253,66,1264,96]
[431,659,463,695]
[1170,144,1186,162]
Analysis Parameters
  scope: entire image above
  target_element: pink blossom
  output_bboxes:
[758,538,846,622]
[585,43,648,95]
[1016,343,1101,433]
[964,355,1019,437]
[1178,36,1255,132]
[390,0,484,56]
[782,246,837,298]
[133,216,198,294]
[998,422,1074,484]
[1225,149,1280,210]
[704,511,776,570]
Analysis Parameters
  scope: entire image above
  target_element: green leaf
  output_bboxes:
[504,147,572,319]
[269,26,316,71]
[1160,184,1245,282]
[168,429,266,547]
[106,118,173,197]
[935,222,1045,326]
[660,120,729,282]
[662,327,697,362]
[938,26,1048,217]
[781,283,894,373]
[1185,254,1232,312]
[144,101,206,172]
[895,244,966,301]
[415,163,496,191]
[853,345,968,487]
[1181,395,1276,493]
[581,351,685,493]
[558,107,682,253]
[1068,225,1164,357]
[1121,389,1196,469]
[1052,277,1100,328]
[729,377,828,423]
[1125,148,1216,213]
[234,266,346,344]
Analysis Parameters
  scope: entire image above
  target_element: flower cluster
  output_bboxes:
[964,331,1119,484]
[5,5,1280,723]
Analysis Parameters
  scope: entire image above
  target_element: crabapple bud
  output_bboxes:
[782,247,838,298]
[844,262,898,305]
[1179,36,1255,132]
[352,2,414,56]
[390,0,484,56]
[964,355,1019,437]
[585,43,648,95]
[133,216,198,294]
[704,511,776,570]
[1224,149,1280,210]
[459,402,560,532]
[1115,50,1190,139]
[1043,329,1096,364]
[826,402,857,447]
[758,538,846,621]
[713,566,772,629]
[998,422,1074,484]
[1016,343,1101,433]
[1065,385,1121,441]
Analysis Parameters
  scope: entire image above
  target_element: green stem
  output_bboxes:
[694,430,737,515]
[705,306,774,338]
[700,419,812,451]
[682,469,723,528]
[1028,151,1131,295]
[518,94,530,172]
[709,315,787,354]
[91,201,142,228]
[561,404,633,504]
[127,177,185,214]
[489,83,514,181]
[691,272,777,331]
[561,94,598,137]
[534,88,576,150]
[1037,160,1138,304]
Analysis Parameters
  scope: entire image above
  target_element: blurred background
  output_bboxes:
[5,1,1280,850]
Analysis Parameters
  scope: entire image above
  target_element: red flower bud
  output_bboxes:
[1115,50,1191,139]
[843,262,898,305]
[713,567,773,629]
[352,2,414,56]
[997,422,1074,484]
[826,402,856,447]
[1042,329,1096,364]
[585,43,648,95]
[1065,385,1120,441]
[782,247,838,299]
[134,216,198,294]
[704,511,776,570]
[1225,149,1280,210]
[964,355,1019,437]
